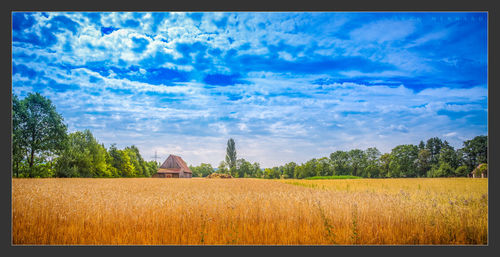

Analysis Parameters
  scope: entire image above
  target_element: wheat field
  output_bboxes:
[12,178,487,245]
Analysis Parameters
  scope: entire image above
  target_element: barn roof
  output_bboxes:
[159,154,192,173]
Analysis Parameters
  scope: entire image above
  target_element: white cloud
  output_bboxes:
[350,19,416,43]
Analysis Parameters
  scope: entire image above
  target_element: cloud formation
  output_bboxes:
[12,12,488,167]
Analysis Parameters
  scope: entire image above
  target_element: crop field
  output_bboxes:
[12,178,487,245]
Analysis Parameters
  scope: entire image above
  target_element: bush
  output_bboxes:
[437,162,454,177]
[455,166,470,177]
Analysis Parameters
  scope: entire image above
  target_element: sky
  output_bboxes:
[12,12,488,168]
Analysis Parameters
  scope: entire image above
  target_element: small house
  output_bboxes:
[152,154,192,178]
[470,163,487,178]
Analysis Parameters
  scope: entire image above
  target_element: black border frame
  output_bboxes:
[3,0,497,255]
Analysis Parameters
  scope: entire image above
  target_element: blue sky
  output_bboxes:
[12,12,488,167]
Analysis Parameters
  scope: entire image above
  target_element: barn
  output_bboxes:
[470,163,488,178]
[152,154,192,178]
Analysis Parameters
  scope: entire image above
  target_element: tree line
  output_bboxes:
[13,93,487,179]
[190,135,487,179]
[12,93,157,178]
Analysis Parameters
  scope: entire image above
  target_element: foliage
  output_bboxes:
[217,161,229,175]
[225,138,237,170]
[190,163,215,177]
[305,175,362,180]
[389,145,419,177]
[347,149,366,177]
[454,166,470,177]
[426,137,443,166]
[264,167,281,179]
[329,151,349,175]
[12,94,487,180]
[13,93,67,177]
[417,149,431,177]
[55,130,111,177]
[461,136,488,171]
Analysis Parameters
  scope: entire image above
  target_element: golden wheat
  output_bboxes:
[12,178,487,245]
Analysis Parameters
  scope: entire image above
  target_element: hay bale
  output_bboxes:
[207,173,232,179]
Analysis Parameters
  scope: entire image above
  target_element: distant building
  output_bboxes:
[470,163,487,178]
[152,154,192,178]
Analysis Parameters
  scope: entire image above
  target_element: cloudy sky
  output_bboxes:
[12,12,487,167]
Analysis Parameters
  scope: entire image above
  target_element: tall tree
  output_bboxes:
[225,138,237,171]
[439,141,459,169]
[426,137,443,165]
[418,140,426,151]
[17,93,67,176]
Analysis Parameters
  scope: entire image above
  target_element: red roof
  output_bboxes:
[158,155,192,173]
[157,168,182,174]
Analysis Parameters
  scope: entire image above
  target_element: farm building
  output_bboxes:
[470,163,488,178]
[152,154,192,178]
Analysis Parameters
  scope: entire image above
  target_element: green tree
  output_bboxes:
[55,130,111,177]
[124,145,150,177]
[364,147,381,177]
[225,138,237,173]
[145,160,158,177]
[303,158,318,178]
[283,162,297,178]
[330,150,349,175]
[438,141,459,170]
[236,159,253,178]
[198,163,215,177]
[16,93,67,177]
[190,164,214,177]
[389,144,419,177]
[426,137,443,166]
[379,153,392,178]
[316,157,333,176]
[118,150,135,177]
[417,149,431,177]
[294,164,305,179]
[217,161,228,175]
[428,162,454,177]
[252,162,262,178]
[455,166,470,177]
[418,140,425,151]
[347,149,366,177]
[264,167,281,179]
[461,135,487,171]
[12,95,27,177]
[106,144,135,177]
